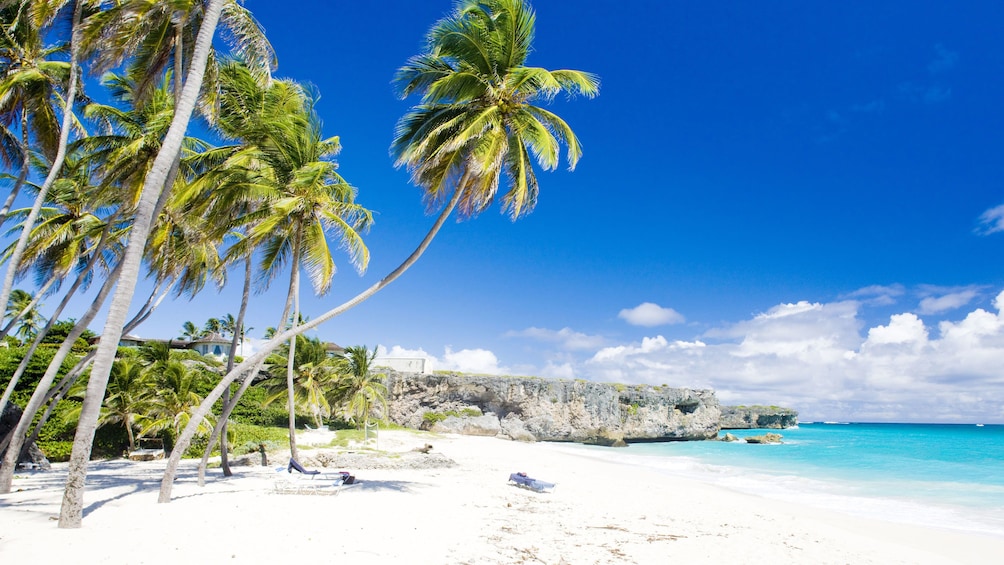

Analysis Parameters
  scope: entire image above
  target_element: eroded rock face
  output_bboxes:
[384,372,721,444]
[720,405,798,429]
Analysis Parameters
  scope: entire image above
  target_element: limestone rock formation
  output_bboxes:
[720,405,798,429]
[384,372,720,444]
[744,432,784,444]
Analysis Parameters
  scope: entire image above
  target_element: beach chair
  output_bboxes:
[273,467,341,495]
[287,457,355,484]
[508,472,556,493]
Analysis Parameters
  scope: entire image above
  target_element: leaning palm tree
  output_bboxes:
[159,0,597,502]
[0,0,84,317]
[178,320,201,341]
[62,0,227,528]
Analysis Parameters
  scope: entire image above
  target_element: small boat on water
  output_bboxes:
[976,423,985,427]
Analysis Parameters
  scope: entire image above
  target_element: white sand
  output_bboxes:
[2,429,1001,564]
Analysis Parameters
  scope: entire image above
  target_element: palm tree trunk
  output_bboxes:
[0,0,84,320]
[0,177,22,229]
[159,179,468,502]
[58,2,225,528]
[285,234,302,462]
[197,256,252,483]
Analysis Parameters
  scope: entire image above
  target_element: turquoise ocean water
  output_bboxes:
[566,423,1004,537]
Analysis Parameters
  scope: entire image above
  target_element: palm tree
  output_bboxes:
[135,360,215,440]
[4,288,43,343]
[206,61,371,461]
[63,0,227,527]
[158,0,597,502]
[334,345,387,441]
[0,0,82,316]
[178,320,201,341]
[261,335,338,429]
[67,358,150,452]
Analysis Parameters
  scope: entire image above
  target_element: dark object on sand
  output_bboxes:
[508,472,555,493]
[412,443,434,454]
[288,457,355,484]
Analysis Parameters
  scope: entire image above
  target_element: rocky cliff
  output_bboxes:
[384,372,721,444]
[719,405,798,429]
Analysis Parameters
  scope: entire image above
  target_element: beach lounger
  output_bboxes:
[508,472,555,493]
[273,468,342,495]
[287,457,355,484]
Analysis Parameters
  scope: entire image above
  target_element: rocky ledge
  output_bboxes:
[384,372,720,445]
[720,405,798,429]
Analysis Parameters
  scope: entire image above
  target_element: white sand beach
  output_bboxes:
[2,429,1001,564]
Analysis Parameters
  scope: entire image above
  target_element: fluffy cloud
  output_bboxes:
[582,290,1004,423]
[618,302,685,327]
[377,344,508,375]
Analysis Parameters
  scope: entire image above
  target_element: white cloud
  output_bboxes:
[377,344,508,375]
[579,290,1004,423]
[917,288,979,314]
[504,326,606,350]
[976,204,1004,236]
[618,302,685,327]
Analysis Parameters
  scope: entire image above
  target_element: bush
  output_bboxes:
[37,440,73,462]
[0,347,80,393]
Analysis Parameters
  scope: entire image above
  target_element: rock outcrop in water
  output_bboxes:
[720,405,798,429]
[383,371,720,444]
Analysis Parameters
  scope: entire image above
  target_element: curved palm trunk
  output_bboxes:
[159,179,467,502]
[285,235,302,463]
[0,178,22,229]
[58,1,225,529]
[0,0,84,320]
[197,256,252,483]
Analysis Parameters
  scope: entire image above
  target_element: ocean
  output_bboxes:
[567,423,1004,538]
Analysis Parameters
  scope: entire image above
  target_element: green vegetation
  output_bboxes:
[422,408,483,425]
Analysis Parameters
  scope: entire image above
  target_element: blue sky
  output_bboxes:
[8,1,1004,424]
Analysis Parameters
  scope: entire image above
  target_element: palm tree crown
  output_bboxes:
[392,0,599,220]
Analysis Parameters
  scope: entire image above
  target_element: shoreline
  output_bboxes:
[2,430,1002,564]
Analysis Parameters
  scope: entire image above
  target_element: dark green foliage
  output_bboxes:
[40,319,97,345]
[223,384,289,427]
[0,347,80,393]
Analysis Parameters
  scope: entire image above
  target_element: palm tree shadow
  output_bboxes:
[347,479,426,494]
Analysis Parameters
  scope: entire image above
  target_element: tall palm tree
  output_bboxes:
[159,0,597,502]
[207,61,371,461]
[0,0,83,316]
[64,0,227,527]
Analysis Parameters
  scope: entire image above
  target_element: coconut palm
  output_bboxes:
[158,0,597,502]
[4,288,43,343]
[66,358,151,452]
[206,61,371,460]
[63,0,227,527]
[0,0,83,317]
[333,345,387,440]
[260,335,338,429]
[135,360,215,440]
[178,320,201,341]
